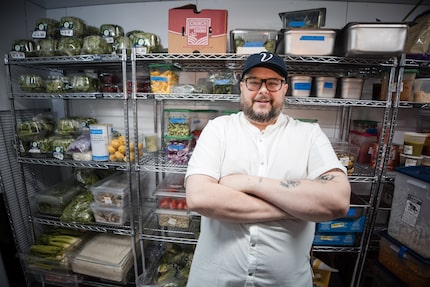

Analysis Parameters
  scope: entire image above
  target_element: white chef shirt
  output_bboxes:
[185,112,346,287]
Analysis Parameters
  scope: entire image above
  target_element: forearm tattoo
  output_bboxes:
[280,180,300,189]
[316,174,334,183]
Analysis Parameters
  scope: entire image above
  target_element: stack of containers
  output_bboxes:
[153,173,190,229]
[380,166,430,287]
[164,108,193,164]
[89,172,131,226]
[349,120,379,165]
[400,132,427,166]
[313,194,366,246]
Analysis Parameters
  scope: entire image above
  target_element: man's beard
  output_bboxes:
[241,99,282,123]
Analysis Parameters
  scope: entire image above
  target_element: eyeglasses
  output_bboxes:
[243,77,285,92]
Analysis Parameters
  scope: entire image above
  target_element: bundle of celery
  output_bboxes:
[26,229,84,271]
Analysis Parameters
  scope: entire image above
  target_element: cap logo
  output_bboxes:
[259,52,273,62]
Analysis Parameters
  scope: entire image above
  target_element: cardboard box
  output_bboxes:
[168,4,228,53]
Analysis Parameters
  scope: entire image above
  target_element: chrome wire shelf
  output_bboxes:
[31,214,134,235]
[18,156,130,170]
[13,92,126,100]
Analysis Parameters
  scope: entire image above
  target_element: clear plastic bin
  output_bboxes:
[89,172,129,208]
[230,29,278,54]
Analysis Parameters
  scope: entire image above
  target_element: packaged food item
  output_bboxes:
[56,37,82,56]
[60,16,86,38]
[155,209,190,228]
[89,172,130,208]
[131,32,161,54]
[90,203,129,225]
[332,141,359,175]
[10,39,37,57]
[164,135,193,164]
[340,78,364,99]
[403,131,427,156]
[100,24,124,44]
[414,78,430,103]
[45,75,70,92]
[36,39,58,57]
[18,74,45,92]
[149,64,180,93]
[36,182,83,216]
[164,109,191,137]
[279,8,326,29]
[81,35,112,55]
[33,18,60,39]
[230,29,278,54]
[315,76,337,98]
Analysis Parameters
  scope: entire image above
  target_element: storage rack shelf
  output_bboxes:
[5,51,402,287]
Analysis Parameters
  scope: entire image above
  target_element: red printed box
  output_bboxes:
[168,4,228,53]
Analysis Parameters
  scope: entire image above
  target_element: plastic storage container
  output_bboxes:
[378,230,430,287]
[35,182,82,216]
[315,76,337,98]
[387,166,430,258]
[403,131,427,156]
[413,78,430,103]
[380,69,418,101]
[340,78,364,99]
[348,131,378,164]
[399,153,423,166]
[164,108,191,137]
[164,135,193,164]
[155,209,190,228]
[89,172,130,208]
[290,75,312,97]
[331,141,359,175]
[230,29,278,54]
[277,29,336,56]
[149,63,180,93]
[278,8,326,29]
[90,202,129,225]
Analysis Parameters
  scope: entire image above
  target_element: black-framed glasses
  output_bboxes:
[243,77,285,92]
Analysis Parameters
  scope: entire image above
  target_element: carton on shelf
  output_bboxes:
[168,4,228,53]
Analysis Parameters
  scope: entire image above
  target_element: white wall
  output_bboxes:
[45,0,429,49]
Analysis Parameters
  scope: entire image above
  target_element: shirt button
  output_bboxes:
[251,243,256,247]
[248,272,253,276]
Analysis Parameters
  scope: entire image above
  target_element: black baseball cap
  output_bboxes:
[241,52,288,80]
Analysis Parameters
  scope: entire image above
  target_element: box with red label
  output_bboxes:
[168,4,228,53]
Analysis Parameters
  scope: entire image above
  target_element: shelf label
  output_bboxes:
[401,194,422,227]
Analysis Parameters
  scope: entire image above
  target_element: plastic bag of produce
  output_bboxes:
[60,16,86,38]
[81,35,112,55]
[56,37,82,56]
[36,39,58,57]
[60,191,94,223]
[33,18,60,39]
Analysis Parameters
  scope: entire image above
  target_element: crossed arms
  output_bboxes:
[185,169,351,223]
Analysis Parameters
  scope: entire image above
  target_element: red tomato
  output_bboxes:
[177,200,184,210]
[169,199,177,209]
[160,198,170,209]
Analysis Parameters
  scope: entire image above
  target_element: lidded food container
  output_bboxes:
[340,78,364,99]
[278,8,326,29]
[276,29,336,56]
[380,69,418,101]
[315,76,337,98]
[230,29,278,54]
[290,75,312,97]
[164,135,193,164]
[35,182,82,216]
[149,64,180,93]
[89,172,130,208]
[403,132,427,156]
[414,78,430,103]
[164,108,191,137]
[336,22,408,57]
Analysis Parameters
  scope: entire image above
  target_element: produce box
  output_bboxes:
[89,172,130,208]
[317,215,366,233]
[168,4,228,53]
[230,29,278,54]
[35,183,82,216]
[72,233,134,283]
[378,230,430,287]
[387,166,430,258]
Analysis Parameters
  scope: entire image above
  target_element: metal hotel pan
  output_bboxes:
[335,22,409,57]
